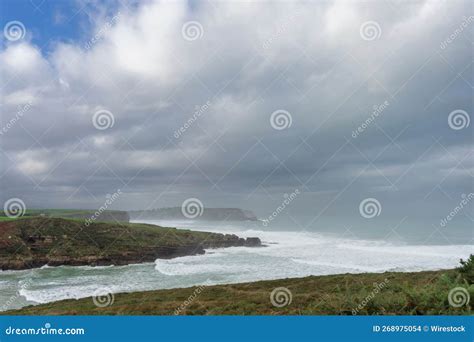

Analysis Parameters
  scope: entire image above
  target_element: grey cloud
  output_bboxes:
[0,0,472,241]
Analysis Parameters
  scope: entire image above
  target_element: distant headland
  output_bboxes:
[129,208,258,222]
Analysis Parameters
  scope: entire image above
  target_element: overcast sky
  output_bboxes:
[0,0,472,240]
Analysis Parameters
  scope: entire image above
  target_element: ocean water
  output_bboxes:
[0,219,472,311]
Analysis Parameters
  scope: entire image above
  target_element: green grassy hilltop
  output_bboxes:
[0,216,260,270]
[0,209,129,223]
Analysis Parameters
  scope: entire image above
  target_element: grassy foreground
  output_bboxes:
[7,266,473,315]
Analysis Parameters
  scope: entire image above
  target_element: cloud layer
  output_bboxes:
[1,0,472,240]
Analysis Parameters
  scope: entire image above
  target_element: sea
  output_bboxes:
[0,219,472,311]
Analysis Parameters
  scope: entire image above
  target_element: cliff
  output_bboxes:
[129,208,258,221]
[0,217,261,270]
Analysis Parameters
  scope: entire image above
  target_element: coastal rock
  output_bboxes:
[244,237,261,247]
[0,217,261,270]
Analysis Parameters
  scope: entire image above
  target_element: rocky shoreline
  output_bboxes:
[0,217,261,271]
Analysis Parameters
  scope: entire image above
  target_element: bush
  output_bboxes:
[457,254,474,284]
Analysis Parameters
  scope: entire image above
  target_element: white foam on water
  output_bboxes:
[19,284,118,304]
[155,260,230,276]
[290,258,380,273]
[1,219,472,310]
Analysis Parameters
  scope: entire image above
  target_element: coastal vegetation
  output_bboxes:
[0,209,130,223]
[0,217,261,270]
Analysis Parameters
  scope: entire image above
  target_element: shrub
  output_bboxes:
[457,254,474,284]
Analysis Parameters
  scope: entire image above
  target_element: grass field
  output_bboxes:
[0,209,129,222]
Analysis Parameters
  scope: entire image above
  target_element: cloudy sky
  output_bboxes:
[0,0,472,241]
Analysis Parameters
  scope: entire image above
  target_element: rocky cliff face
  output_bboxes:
[0,217,261,270]
[129,208,258,221]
